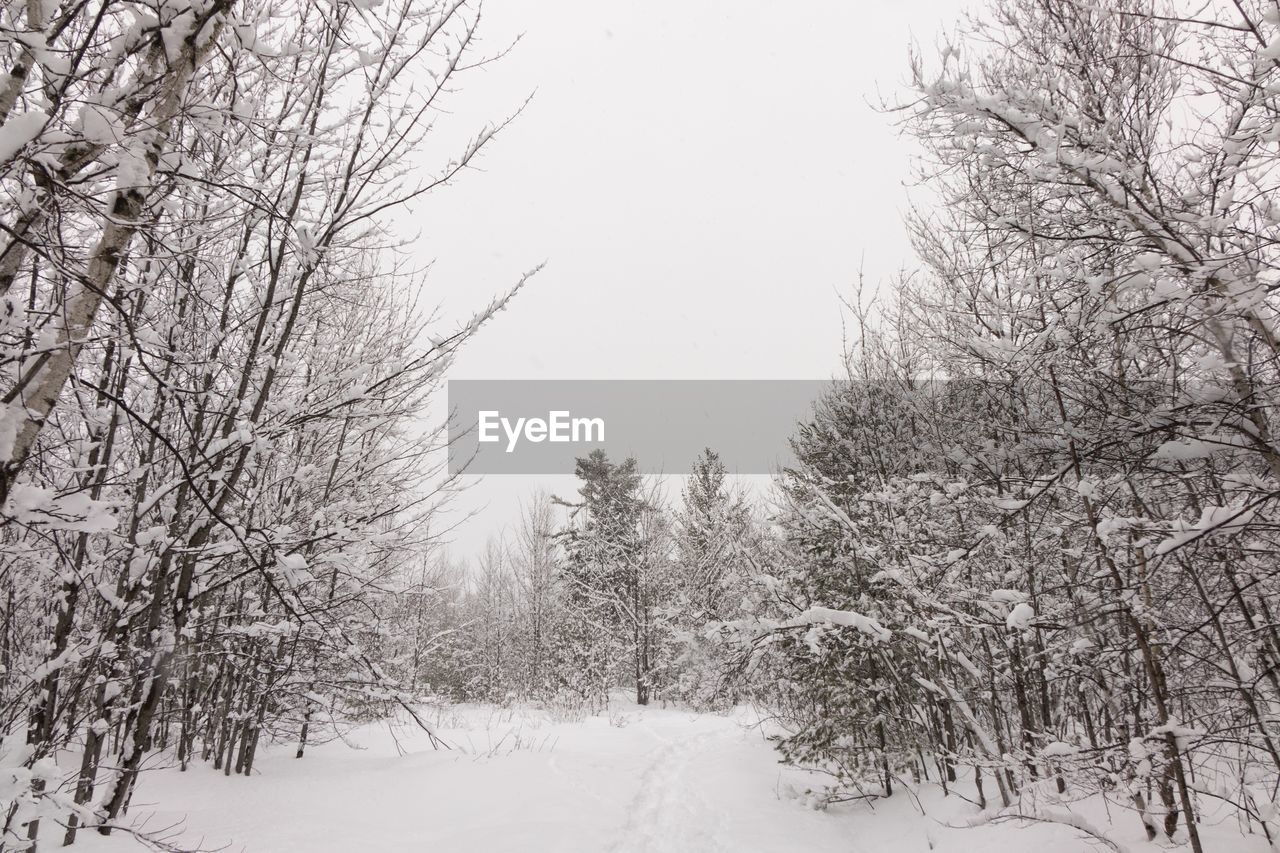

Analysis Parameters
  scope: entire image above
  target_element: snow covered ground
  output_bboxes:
[75,700,1271,853]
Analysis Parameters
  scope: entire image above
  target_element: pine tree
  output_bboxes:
[558,451,671,705]
[675,449,750,622]
[668,449,754,707]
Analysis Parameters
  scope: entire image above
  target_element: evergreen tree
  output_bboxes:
[675,449,751,623]
[558,451,671,705]
[668,449,754,707]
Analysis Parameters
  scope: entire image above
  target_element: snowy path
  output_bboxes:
[607,729,727,853]
[72,701,1260,853]
[74,703,864,853]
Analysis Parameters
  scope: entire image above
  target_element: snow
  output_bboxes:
[782,606,891,642]
[1006,601,1035,630]
[7,485,117,532]
[115,146,150,192]
[0,111,47,163]
[69,700,1269,853]
[75,701,862,853]
[1154,501,1258,555]
[79,104,123,145]
[159,11,196,62]
[1133,252,1162,271]
[1154,438,1218,461]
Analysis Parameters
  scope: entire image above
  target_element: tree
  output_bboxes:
[734,5,1280,850]
[0,0,524,845]
[669,448,753,707]
[510,492,563,698]
[558,450,674,705]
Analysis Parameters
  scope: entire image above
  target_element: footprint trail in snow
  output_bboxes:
[609,728,730,853]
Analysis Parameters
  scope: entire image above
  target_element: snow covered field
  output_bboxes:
[72,700,1268,853]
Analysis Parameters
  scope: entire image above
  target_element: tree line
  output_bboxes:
[727,2,1280,851]
[0,0,527,848]
[396,449,757,713]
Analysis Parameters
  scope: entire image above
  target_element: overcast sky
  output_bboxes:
[400,0,969,557]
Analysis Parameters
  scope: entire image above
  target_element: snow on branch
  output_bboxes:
[782,606,892,643]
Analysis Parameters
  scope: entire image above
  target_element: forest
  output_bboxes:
[0,0,1278,851]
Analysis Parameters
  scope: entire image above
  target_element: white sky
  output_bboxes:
[398,0,969,557]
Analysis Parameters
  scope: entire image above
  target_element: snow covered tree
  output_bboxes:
[740,5,1280,850]
[509,492,564,699]
[674,449,750,623]
[558,451,675,706]
[0,0,525,845]
[668,448,754,707]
